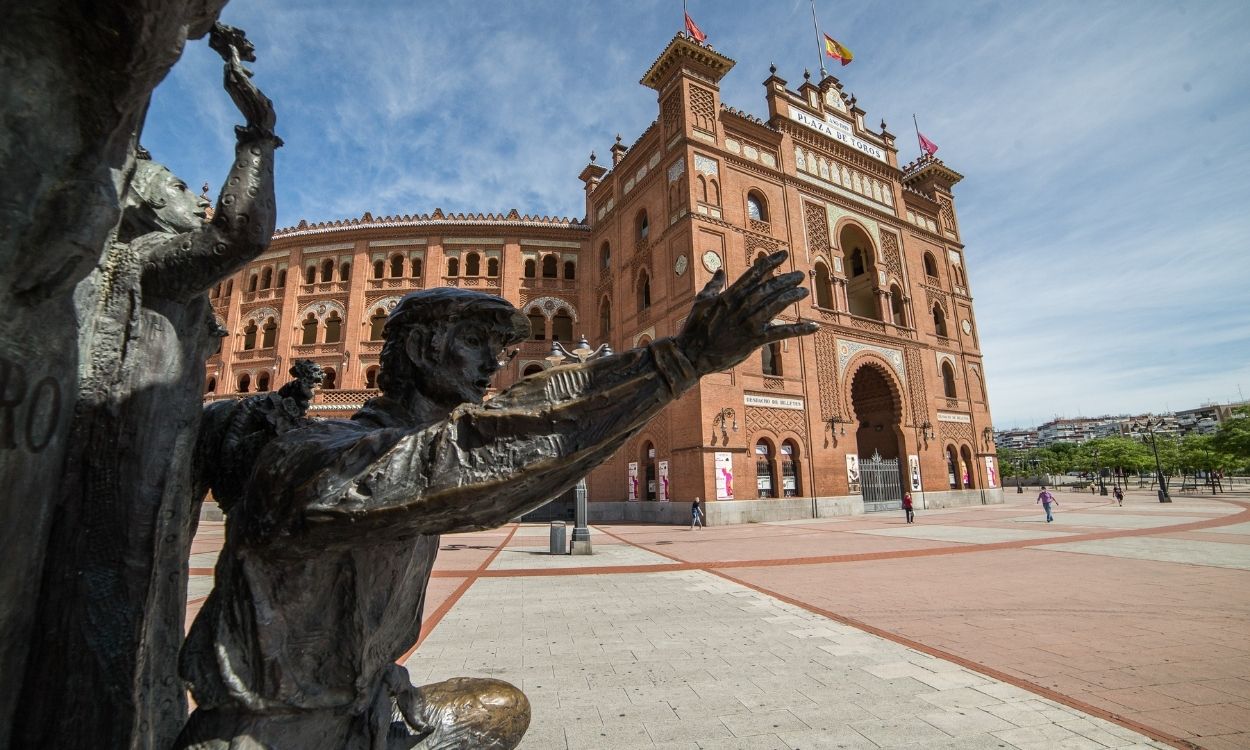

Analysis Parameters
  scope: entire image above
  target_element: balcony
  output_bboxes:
[521,277,575,293]
[444,276,501,289]
[300,281,349,295]
[292,341,345,357]
[310,388,379,412]
[366,277,423,291]
[233,347,276,362]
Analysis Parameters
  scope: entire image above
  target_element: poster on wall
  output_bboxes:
[985,456,998,488]
[714,452,734,500]
[845,454,861,494]
[627,461,639,501]
[657,460,670,501]
[908,455,922,492]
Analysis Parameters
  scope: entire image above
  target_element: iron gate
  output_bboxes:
[861,451,903,506]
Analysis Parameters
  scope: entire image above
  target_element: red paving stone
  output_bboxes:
[186,490,1250,748]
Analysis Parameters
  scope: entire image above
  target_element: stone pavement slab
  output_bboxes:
[851,524,1075,544]
[488,542,672,570]
[1043,536,1250,570]
[1033,513,1210,530]
[408,569,1169,749]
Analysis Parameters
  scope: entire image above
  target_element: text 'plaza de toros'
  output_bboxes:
[205,35,1002,523]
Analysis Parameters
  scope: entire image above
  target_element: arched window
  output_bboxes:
[261,317,277,348]
[522,363,543,377]
[390,254,405,278]
[761,341,782,376]
[236,373,251,393]
[465,253,481,276]
[211,283,220,299]
[599,241,611,270]
[373,259,385,279]
[411,257,423,277]
[850,249,866,277]
[259,267,273,289]
[781,440,800,497]
[563,260,576,280]
[814,262,834,309]
[487,257,499,277]
[524,259,536,278]
[446,257,459,276]
[256,371,271,392]
[276,268,287,288]
[322,367,337,390]
[933,304,949,338]
[941,361,957,398]
[946,445,960,489]
[321,259,334,283]
[923,252,939,278]
[225,280,233,296]
[247,274,258,293]
[205,376,217,394]
[324,311,342,344]
[369,308,387,340]
[755,440,776,498]
[529,311,545,341]
[552,309,573,342]
[960,446,976,489]
[301,313,318,345]
[242,321,257,350]
[953,265,966,287]
[635,210,649,243]
[599,296,612,336]
[339,261,351,281]
[541,255,558,278]
[972,369,986,403]
[890,284,905,326]
[365,366,379,389]
[304,266,316,285]
[637,270,651,311]
[746,191,768,222]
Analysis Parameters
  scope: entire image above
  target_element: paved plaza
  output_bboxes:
[187,488,1250,748]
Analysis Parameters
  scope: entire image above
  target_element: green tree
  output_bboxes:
[1213,406,1250,459]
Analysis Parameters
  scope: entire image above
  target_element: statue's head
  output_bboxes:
[120,153,212,239]
[378,288,529,408]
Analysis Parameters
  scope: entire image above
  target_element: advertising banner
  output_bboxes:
[657,460,670,502]
[714,452,734,500]
[845,454,860,494]
[908,454,922,492]
[985,456,998,488]
[627,461,639,501]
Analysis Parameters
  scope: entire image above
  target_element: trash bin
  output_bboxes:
[549,521,567,554]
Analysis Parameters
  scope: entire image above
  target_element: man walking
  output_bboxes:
[1038,485,1058,523]
[691,497,703,530]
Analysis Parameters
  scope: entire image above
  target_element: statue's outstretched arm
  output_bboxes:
[293,252,817,540]
[140,29,280,299]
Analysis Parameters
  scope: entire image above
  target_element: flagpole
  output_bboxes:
[913,113,922,155]
[809,0,827,78]
[683,0,688,38]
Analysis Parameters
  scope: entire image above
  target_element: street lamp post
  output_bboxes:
[1015,457,1024,494]
[1091,447,1107,496]
[1131,418,1172,503]
[546,335,615,553]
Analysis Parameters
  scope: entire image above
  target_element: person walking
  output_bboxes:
[1038,486,1057,523]
[1113,486,1124,506]
[691,497,703,530]
[902,492,915,524]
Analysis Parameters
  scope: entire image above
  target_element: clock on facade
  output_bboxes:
[701,250,722,273]
[961,319,973,335]
[674,254,688,276]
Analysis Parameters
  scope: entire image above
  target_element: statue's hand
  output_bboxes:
[222,45,279,143]
[676,250,818,376]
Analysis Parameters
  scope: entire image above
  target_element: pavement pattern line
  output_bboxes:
[426,500,1250,580]
[593,526,1200,750]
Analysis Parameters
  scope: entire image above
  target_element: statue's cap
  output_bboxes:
[386,288,529,345]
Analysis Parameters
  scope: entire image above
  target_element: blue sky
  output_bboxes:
[145,0,1250,428]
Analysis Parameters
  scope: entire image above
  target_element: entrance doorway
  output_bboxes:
[850,364,905,505]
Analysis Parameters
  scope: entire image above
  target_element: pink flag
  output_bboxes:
[684,12,707,43]
[917,131,939,156]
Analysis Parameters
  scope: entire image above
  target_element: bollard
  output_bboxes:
[549,521,567,554]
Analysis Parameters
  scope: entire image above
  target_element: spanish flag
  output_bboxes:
[824,34,853,66]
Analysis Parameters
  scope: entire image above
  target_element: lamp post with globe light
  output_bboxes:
[546,335,615,553]
[1131,417,1172,502]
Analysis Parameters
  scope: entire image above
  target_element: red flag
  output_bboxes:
[917,131,939,156]
[684,12,707,43]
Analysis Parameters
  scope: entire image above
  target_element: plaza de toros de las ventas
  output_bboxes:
[204,35,1003,524]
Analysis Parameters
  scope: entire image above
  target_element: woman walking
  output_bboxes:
[902,492,915,524]
[691,497,703,530]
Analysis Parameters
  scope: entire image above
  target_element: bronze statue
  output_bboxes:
[177,252,816,749]
[12,23,282,750]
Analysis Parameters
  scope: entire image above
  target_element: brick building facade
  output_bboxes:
[206,35,1002,520]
